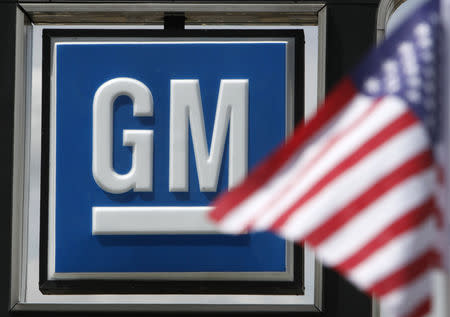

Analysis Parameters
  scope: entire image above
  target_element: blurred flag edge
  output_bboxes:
[208,0,445,317]
[436,0,450,315]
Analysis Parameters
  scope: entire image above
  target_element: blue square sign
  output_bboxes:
[42,31,302,293]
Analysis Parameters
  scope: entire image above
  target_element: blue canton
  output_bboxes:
[352,0,440,142]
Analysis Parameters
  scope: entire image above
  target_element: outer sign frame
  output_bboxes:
[40,29,306,297]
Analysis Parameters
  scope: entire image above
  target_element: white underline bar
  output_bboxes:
[92,206,219,235]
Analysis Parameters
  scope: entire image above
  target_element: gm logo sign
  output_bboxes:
[41,30,303,293]
[92,78,248,193]
[91,78,248,233]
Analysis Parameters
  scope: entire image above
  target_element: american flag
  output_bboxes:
[209,1,442,316]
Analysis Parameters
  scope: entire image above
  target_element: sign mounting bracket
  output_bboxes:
[164,12,186,30]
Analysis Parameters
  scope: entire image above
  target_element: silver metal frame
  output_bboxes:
[48,36,295,282]
[11,2,328,312]
[10,8,31,310]
[21,2,324,25]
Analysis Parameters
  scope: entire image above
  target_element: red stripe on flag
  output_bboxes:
[402,297,431,317]
[209,78,357,222]
[334,198,436,273]
[269,110,419,231]
[305,150,434,247]
[368,249,440,296]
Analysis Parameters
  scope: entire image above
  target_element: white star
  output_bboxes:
[406,90,421,103]
[399,42,419,76]
[414,23,431,38]
[398,42,414,55]
[417,37,433,49]
[407,76,421,88]
[386,77,401,94]
[383,59,398,73]
[364,77,381,94]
